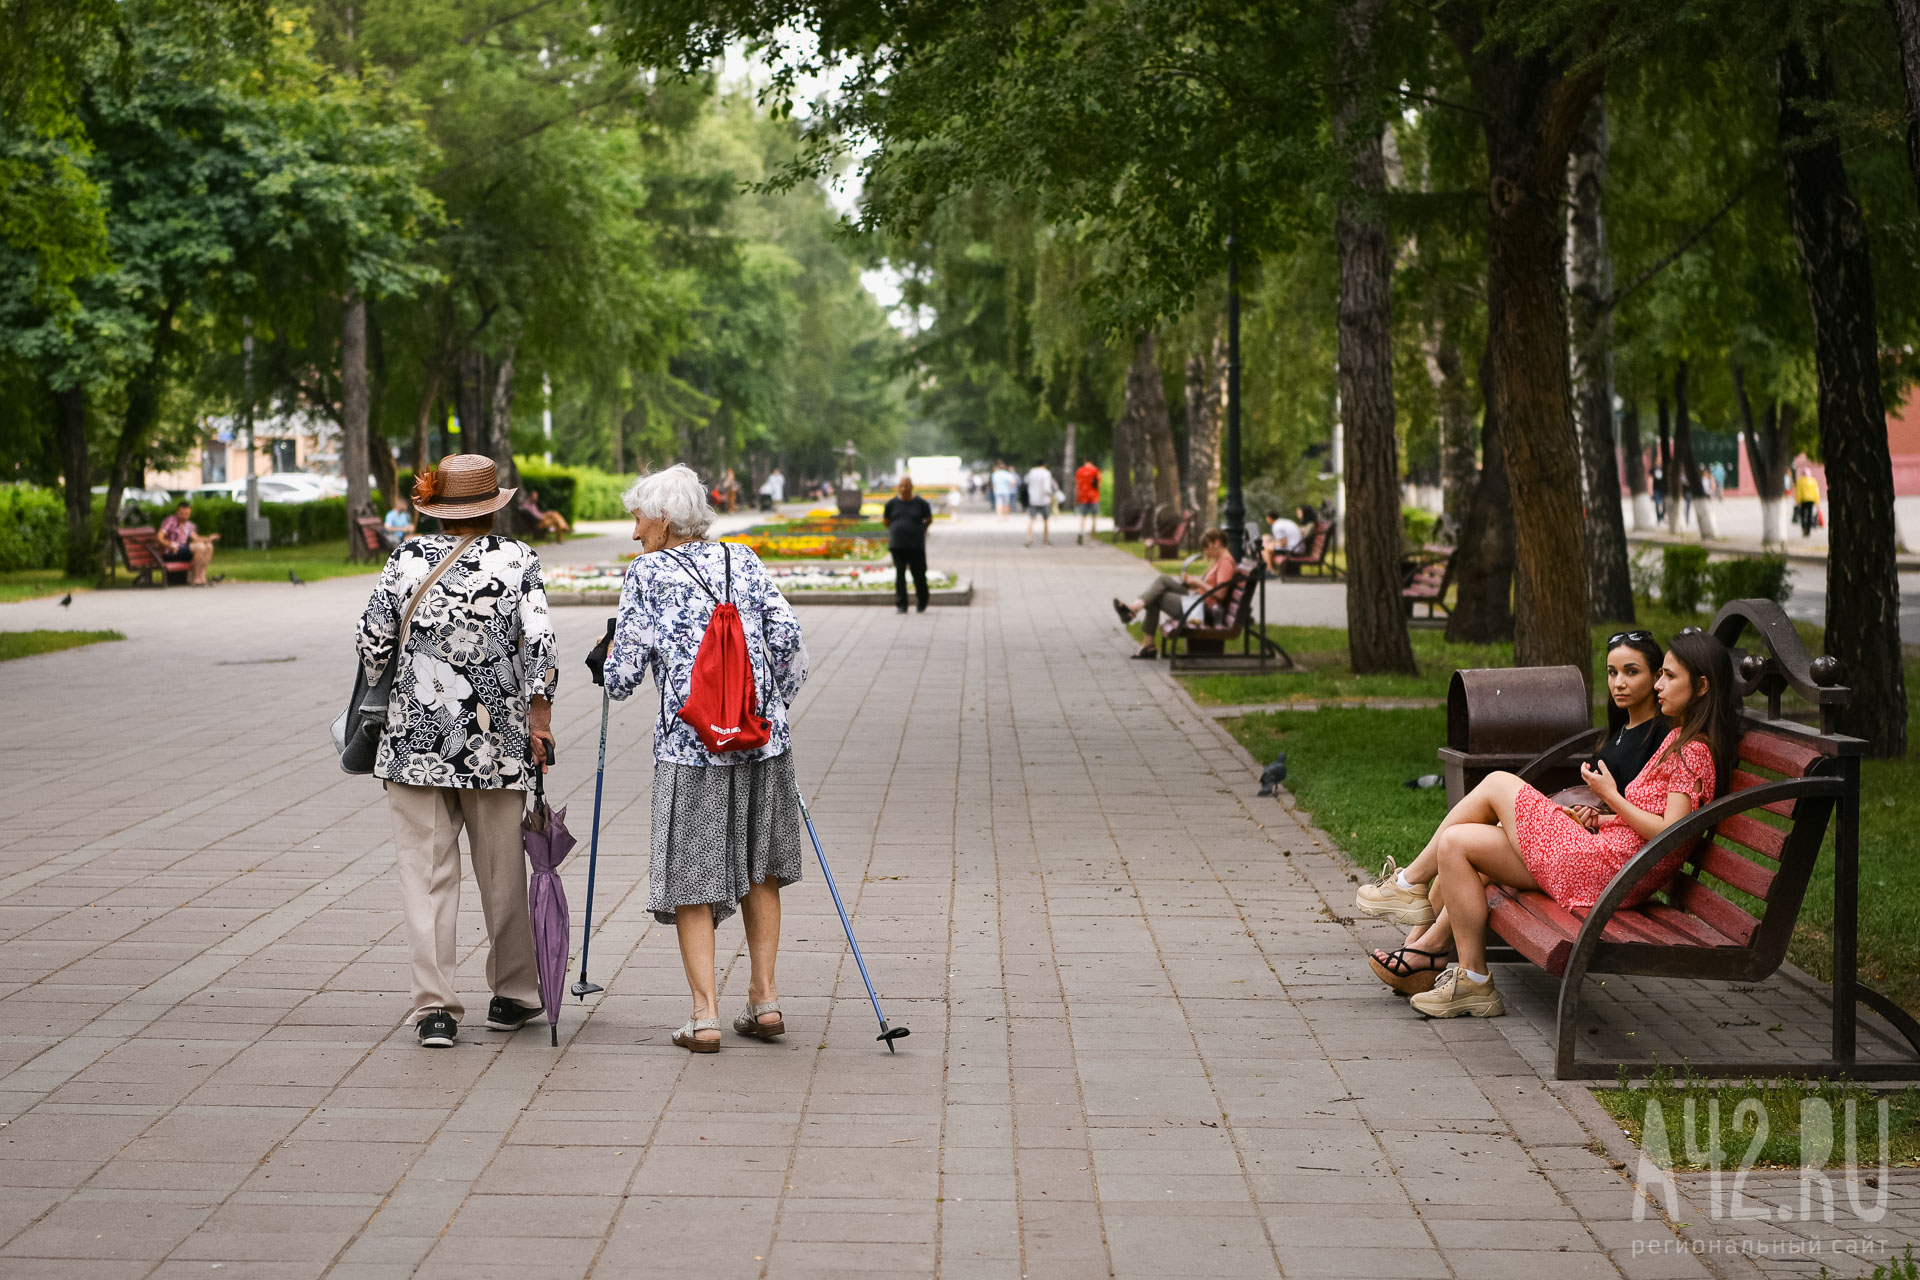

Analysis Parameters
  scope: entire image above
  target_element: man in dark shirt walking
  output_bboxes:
[883,475,935,613]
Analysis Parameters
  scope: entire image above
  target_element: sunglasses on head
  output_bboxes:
[1607,630,1653,647]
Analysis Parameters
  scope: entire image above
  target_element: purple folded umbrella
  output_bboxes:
[522,768,577,1047]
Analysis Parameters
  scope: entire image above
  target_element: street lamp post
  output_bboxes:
[1223,219,1245,560]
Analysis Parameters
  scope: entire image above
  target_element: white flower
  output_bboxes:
[411,652,472,711]
[411,590,453,629]
[435,620,489,665]
[398,753,457,787]
[477,544,524,584]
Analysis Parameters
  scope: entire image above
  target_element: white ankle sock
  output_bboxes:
[1394,871,1416,891]
[1462,968,1489,985]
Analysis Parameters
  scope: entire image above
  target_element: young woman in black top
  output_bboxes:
[1364,630,1666,994]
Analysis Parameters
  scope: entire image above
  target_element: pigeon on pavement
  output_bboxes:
[58,593,72,607]
[288,570,306,586]
[1257,752,1288,797]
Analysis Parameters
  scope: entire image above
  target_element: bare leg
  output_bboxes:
[189,537,215,585]
[673,906,722,1043]
[1433,825,1539,974]
[1402,771,1526,884]
[740,880,782,1026]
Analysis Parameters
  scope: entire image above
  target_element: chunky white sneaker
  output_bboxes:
[1409,965,1505,1018]
[1354,856,1435,927]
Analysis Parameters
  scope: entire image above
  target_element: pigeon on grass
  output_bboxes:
[1257,753,1288,797]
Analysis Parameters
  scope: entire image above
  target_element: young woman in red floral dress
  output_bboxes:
[1353,629,1742,1018]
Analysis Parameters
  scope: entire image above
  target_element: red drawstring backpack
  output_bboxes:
[663,544,770,753]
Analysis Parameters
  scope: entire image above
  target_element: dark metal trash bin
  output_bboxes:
[1437,666,1590,805]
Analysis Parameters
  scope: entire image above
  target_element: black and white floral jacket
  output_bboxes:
[354,534,559,791]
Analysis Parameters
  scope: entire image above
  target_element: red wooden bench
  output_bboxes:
[1143,507,1195,558]
[113,526,187,587]
[356,517,391,556]
[1156,560,1293,670]
[1401,555,1451,619]
[1482,600,1920,1080]
[1111,500,1154,545]
[1277,522,1338,580]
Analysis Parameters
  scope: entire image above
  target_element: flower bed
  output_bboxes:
[721,533,882,560]
[542,560,958,600]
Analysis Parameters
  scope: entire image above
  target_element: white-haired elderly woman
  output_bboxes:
[587,464,809,1052]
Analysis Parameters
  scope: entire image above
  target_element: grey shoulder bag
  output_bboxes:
[331,534,481,774]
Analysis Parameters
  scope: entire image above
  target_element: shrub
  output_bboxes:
[1706,553,1792,612]
[1402,506,1440,550]
[187,495,349,548]
[0,484,64,571]
[516,459,633,522]
[1629,546,1661,605]
[1660,544,1710,614]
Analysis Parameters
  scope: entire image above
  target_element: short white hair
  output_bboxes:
[622,464,714,539]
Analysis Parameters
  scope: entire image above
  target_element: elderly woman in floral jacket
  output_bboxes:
[598,464,809,1053]
[355,454,559,1049]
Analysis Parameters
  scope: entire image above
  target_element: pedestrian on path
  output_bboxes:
[598,465,811,1052]
[354,454,557,1049]
[1353,630,1737,1019]
[1794,467,1821,537]
[990,461,1017,519]
[1074,456,1100,544]
[1023,460,1058,547]
[884,475,935,613]
[1111,528,1235,659]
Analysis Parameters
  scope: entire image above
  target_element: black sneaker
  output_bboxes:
[417,1010,457,1048]
[486,997,542,1031]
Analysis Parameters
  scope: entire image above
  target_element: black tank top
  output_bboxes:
[1597,717,1664,787]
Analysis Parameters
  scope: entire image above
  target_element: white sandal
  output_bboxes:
[672,1017,721,1053]
[733,1001,785,1040]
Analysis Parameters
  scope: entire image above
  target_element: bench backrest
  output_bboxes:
[116,526,166,570]
[1210,564,1262,632]
[1404,561,1446,594]
[357,517,386,551]
[1657,725,1836,968]
[1292,524,1329,562]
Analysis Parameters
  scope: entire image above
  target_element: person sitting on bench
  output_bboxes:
[158,500,219,586]
[1365,631,1669,997]
[518,489,569,543]
[1111,529,1235,660]
[381,496,415,549]
[1262,504,1316,573]
[1350,629,1737,1019]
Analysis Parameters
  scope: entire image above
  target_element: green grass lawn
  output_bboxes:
[0,630,123,661]
[1180,606,1824,707]
[1216,657,1920,1019]
[1593,1070,1920,1169]
[0,570,96,604]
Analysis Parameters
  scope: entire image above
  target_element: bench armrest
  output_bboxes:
[1176,576,1239,625]
[1515,728,1608,787]
[1564,774,1845,969]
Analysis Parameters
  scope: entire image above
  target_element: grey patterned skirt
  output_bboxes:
[649,749,803,925]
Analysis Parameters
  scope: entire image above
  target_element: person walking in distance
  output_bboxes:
[990,461,1017,520]
[884,475,935,613]
[1023,460,1058,547]
[1074,455,1100,545]
[1794,466,1821,537]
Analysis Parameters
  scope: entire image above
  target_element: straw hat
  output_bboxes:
[412,454,516,519]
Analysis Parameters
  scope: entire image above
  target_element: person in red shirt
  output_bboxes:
[1073,457,1101,545]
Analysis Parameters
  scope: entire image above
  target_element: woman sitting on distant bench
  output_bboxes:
[1111,529,1236,661]
[518,489,569,543]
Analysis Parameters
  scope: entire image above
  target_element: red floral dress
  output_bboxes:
[1511,729,1717,910]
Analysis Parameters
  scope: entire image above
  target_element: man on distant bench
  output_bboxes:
[158,500,219,586]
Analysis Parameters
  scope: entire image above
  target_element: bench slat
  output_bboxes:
[1730,769,1798,817]
[1636,902,1741,949]
[1691,842,1776,900]
[1738,733,1822,779]
[1665,872,1760,947]
[1713,812,1786,862]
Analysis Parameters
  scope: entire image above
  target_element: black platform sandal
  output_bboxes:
[1367,946,1449,996]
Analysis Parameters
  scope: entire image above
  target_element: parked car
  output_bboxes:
[189,475,325,504]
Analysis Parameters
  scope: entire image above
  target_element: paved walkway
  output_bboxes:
[0,514,1913,1279]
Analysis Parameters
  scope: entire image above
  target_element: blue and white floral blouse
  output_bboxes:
[354,534,559,791]
[606,540,809,766]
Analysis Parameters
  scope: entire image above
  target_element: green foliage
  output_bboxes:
[1593,1068,1920,1170]
[1660,544,1711,615]
[0,484,63,570]
[184,496,349,548]
[1706,553,1792,612]
[1402,506,1440,551]
[515,460,633,523]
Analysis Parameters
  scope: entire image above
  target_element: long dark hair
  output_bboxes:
[1603,632,1666,734]
[1657,629,1741,799]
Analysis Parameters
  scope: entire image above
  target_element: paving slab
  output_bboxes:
[0,504,1912,1277]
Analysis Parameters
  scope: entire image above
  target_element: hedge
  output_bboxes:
[186,495,350,547]
[1660,544,1711,615]
[516,460,632,522]
[1707,553,1792,612]
[0,484,64,571]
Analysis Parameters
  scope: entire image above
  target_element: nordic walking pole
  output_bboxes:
[796,789,909,1052]
[573,619,616,1000]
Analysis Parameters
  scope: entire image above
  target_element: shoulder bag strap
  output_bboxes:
[398,533,482,656]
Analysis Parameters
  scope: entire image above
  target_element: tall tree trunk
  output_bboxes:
[488,347,518,536]
[1136,332,1180,521]
[98,307,175,572]
[54,386,92,577]
[1567,96,1633,623]
[1659,393,1679,533]
[1116,331,1160,530]
[342,294,372,561]
[1673,361,1715,538]
[1183,326,1223,546]
[1427,323,1478,526]
[369,429,399,518]
[1733,363,1795,549]
[456,347,488,461]
[1619,399,1655,530]
[412,364,441,479]
[1891,0,1920,201]
[1446,347,1516,643]
[1334,0,1416,674]
[1779,41,1908,755]
[1445,10,1597,681]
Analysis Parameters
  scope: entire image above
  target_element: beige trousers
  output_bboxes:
[386,782,540,1025]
